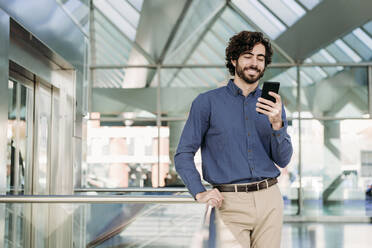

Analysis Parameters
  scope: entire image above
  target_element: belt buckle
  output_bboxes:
[256,182,260,191]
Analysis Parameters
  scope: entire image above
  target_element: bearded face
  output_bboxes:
[233,43,266,85]
[235,59,265,85]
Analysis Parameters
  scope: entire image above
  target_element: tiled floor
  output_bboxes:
[281,223,372,248]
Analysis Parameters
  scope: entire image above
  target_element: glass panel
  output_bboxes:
[160,69,219,118]
[282,223,372,247]
[85,123,171,188]
[127,0,144,12]
[7,80,34,195]
[93,0,137,41]
[184,7,291,65]
[232,0,286,39]
[334,40,362,62]
[93,68,157,88]
[301,119,372,217]
[4,203,29,248]
[261,0,306,26]
[280,119,299,215]
[35,85,52,194]
[219,6,255,34]
[166,0,225,59]
[1,203,206,248]
[7,80,16,194]
[56,0,90,33]
[107,0,140,28]
[343,33,372,61]
[300,67,368,118]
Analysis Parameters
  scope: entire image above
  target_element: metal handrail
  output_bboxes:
[74,187,191,193]
[190,205,214,248]
[0,195,196,204]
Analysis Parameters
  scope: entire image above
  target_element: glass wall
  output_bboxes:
[86,0,372,219]
[88,62,372,218]
[2,202,206,248]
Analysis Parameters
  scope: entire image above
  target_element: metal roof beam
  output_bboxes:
[275,0,372,61]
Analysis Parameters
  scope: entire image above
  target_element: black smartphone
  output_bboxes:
[258,81,280,113]
[261,81,280,103]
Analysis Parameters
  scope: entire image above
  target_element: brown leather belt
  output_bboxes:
[213,178,278,192]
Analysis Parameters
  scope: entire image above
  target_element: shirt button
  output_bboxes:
[245,117,248,120]
[248,149,252,152]
[248,133,250,136]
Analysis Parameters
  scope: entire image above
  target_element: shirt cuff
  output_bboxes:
[271,125,287,144]
[188,182,207,200]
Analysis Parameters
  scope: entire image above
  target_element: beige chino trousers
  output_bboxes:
[216,184,284,248]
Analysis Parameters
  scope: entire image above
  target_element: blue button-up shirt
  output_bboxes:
[174,79,293,198]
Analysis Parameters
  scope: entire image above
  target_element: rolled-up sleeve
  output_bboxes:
[270,106,293,167]
[174,94,210,198]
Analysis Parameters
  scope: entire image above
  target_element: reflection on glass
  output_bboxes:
[36,86,52,194]
[85,119,170,188]
[7,80,33,195]
[56,0,90,33]
[277,120,299,215]
[6,79,34,248]
[301,120,372,216]
[1,202,206,248]
[300,67,368,118]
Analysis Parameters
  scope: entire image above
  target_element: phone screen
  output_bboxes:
[261,81,280,103]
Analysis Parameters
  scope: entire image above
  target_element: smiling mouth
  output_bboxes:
[245,69,259,75]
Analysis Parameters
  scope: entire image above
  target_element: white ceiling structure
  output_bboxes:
[86,0,372,119]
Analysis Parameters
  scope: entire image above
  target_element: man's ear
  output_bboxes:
[231,59,236,67]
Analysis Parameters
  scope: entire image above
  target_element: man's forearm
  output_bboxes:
[174,152,206,198]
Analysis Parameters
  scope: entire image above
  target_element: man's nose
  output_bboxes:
[251,57,258,66]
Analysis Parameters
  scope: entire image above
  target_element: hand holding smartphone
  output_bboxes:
[258,81,280,113]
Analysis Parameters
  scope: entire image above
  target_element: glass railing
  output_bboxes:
[0,195,215,248]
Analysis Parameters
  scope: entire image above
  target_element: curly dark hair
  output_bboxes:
[225,31,273,76]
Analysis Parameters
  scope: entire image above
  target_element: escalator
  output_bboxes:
[322,170,357,203]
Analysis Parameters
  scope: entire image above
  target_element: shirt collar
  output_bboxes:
[227,79,260,97]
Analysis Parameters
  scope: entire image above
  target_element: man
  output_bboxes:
[174,31,293,247]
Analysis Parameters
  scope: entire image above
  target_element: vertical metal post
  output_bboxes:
[157,65,161,188]
[368,66,372,117]
[296,64,303,215]
[11,83,21,248]
[0,8,9,247]
[14,82,21,195]
[89,1,94,114]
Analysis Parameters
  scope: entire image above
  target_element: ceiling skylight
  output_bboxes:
[232,0,286,39]
[232,0,322,39]
[93,0,142,41]
[261,0,306,26]
[352,28,372,51]
[334,39,362,62]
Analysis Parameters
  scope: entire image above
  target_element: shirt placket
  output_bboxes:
[244,95,254,176]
